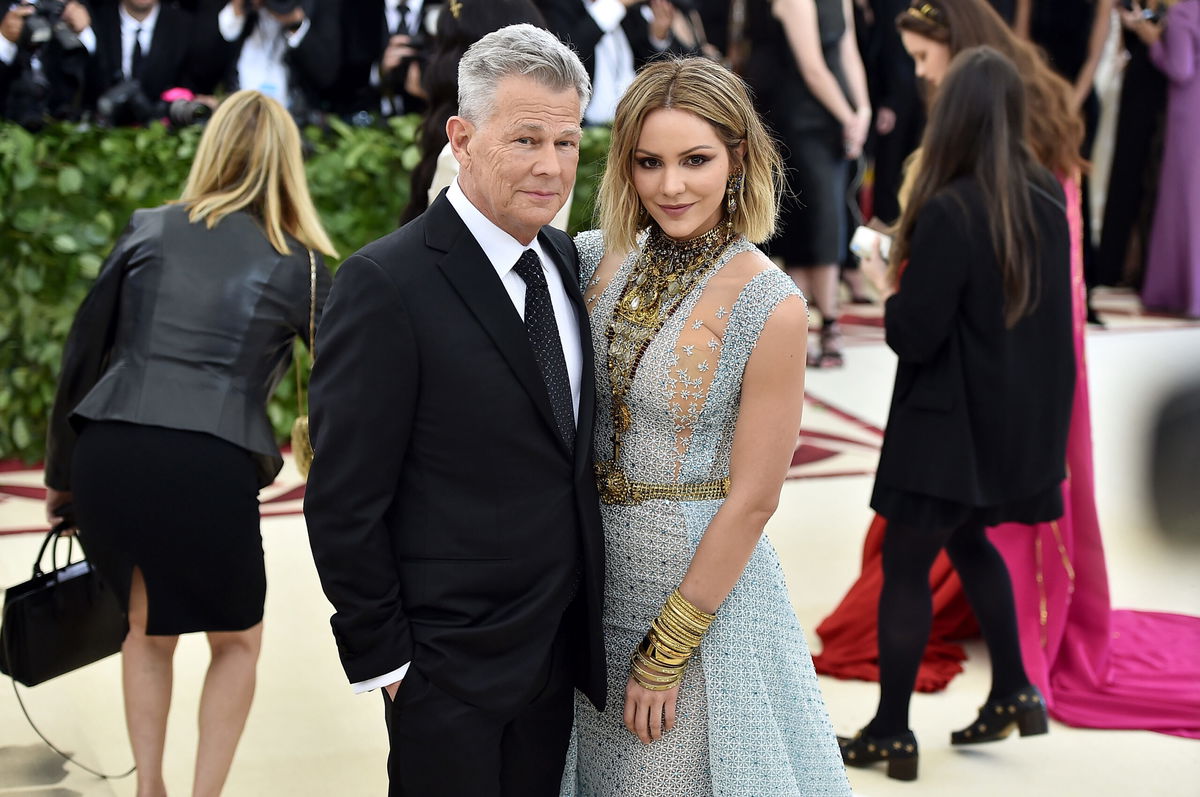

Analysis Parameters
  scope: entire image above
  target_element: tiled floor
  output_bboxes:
[2,306,1198,795]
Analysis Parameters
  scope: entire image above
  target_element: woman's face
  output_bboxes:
[901,30,953,86]
[632,108,737,241]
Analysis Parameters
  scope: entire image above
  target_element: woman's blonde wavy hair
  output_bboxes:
[599,57,784,255]
[178,90,336,257]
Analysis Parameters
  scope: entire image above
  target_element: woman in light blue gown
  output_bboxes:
[560,57,851,797]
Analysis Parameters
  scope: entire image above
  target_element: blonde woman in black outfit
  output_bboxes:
[842,46,1075,780]
[44,90,336,797]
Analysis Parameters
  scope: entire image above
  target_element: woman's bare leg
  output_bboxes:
[123,567,178,797]
[192,623,263,797]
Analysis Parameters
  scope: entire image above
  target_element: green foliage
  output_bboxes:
[0,119,612,464]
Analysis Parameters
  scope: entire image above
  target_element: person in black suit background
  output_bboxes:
[304,23,605,797]
[0,0,93,126]
[536,0,685,125]
[210,0,339,119]
[85,0,215,115]
[840,46,1074,780]
[327,0,441,119]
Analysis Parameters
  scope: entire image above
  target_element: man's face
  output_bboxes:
[451,75,582,245]
[122,0,159,14]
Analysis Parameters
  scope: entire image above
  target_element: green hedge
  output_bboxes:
[0,119,611,464]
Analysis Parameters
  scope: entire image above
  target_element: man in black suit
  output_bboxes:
[85,0,204,113]
[304,23,604,797]
[327,0,439,119]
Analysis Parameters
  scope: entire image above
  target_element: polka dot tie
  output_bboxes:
[513,249,575,452]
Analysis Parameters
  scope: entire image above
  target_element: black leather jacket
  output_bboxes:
[46,204,330,489]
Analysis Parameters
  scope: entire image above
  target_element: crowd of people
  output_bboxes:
[27,1,1200,796]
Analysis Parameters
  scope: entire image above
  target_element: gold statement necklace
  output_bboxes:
[595,221,738,504]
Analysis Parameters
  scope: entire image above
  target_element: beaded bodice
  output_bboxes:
[577,229,802,486]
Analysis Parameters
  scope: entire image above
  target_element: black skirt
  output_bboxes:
[871,481,1064,531]
[71,421,265,635]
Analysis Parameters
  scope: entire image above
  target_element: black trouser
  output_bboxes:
[870,520,1030,736]
[382,626,574,797]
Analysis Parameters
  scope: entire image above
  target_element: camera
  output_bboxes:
[16,0,84,53]
[95,81,212,128]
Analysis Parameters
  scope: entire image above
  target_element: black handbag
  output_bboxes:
[1,523,134,779]
[0,526,126,687]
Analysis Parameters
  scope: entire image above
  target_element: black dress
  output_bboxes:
[745,0,853,266]
[1097,33,1168,286]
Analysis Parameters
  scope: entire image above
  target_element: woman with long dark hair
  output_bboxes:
[817,0,1200,744]
[839,46,1075,780]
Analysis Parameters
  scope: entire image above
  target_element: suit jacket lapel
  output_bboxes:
[427,195,570,458]
[539,229,597,476]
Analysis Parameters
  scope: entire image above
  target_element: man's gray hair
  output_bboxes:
[457,24,591,125]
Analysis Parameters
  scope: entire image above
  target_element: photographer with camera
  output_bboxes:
[536,0,694,125]
[327,0,440,120]
[86,0,224,126]
[212,0,339,122]
[1,0,95,127]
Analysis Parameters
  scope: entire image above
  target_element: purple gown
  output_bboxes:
[1141,0,1200,317]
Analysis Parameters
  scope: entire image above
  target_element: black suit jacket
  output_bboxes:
[86,2,199,106]
[874,174,1075,508]
[304,192,606,715]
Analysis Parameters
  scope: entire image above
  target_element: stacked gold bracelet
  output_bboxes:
[630,589,717,691]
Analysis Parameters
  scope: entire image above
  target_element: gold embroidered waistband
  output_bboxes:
[596,463,729,506]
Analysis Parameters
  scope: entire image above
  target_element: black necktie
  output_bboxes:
[131,27,144,81]
[513,250,575,452]
[395,1,409,36]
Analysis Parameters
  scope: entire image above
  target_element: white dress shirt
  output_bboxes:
[350,177,582,695]
[583,0,667,125]
[218,2,310,108]
[118,2,159,81]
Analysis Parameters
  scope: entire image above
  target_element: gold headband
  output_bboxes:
[906,3,945,25]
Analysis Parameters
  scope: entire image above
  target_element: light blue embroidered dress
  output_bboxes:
[561,231,851,797]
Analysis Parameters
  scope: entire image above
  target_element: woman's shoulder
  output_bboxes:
[720,244,805,307]
[573,229,605,264]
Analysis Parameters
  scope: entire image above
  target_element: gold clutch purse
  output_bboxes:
[292,249,317,479]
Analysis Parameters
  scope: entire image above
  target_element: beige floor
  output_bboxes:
[2,323,1199,796]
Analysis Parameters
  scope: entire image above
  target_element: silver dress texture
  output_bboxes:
[560,231,851,797]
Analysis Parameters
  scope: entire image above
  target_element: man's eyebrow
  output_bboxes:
[633,145,716,158]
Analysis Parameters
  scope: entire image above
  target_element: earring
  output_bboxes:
[726,171,745,215]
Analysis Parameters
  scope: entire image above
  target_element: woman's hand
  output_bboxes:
[1117,2,1164,46]
[859,238,893,300]
[843,107,871,159]
[45,487,75,534]
[623,676,679,744]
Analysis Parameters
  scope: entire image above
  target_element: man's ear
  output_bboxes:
[447,116,474,168]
